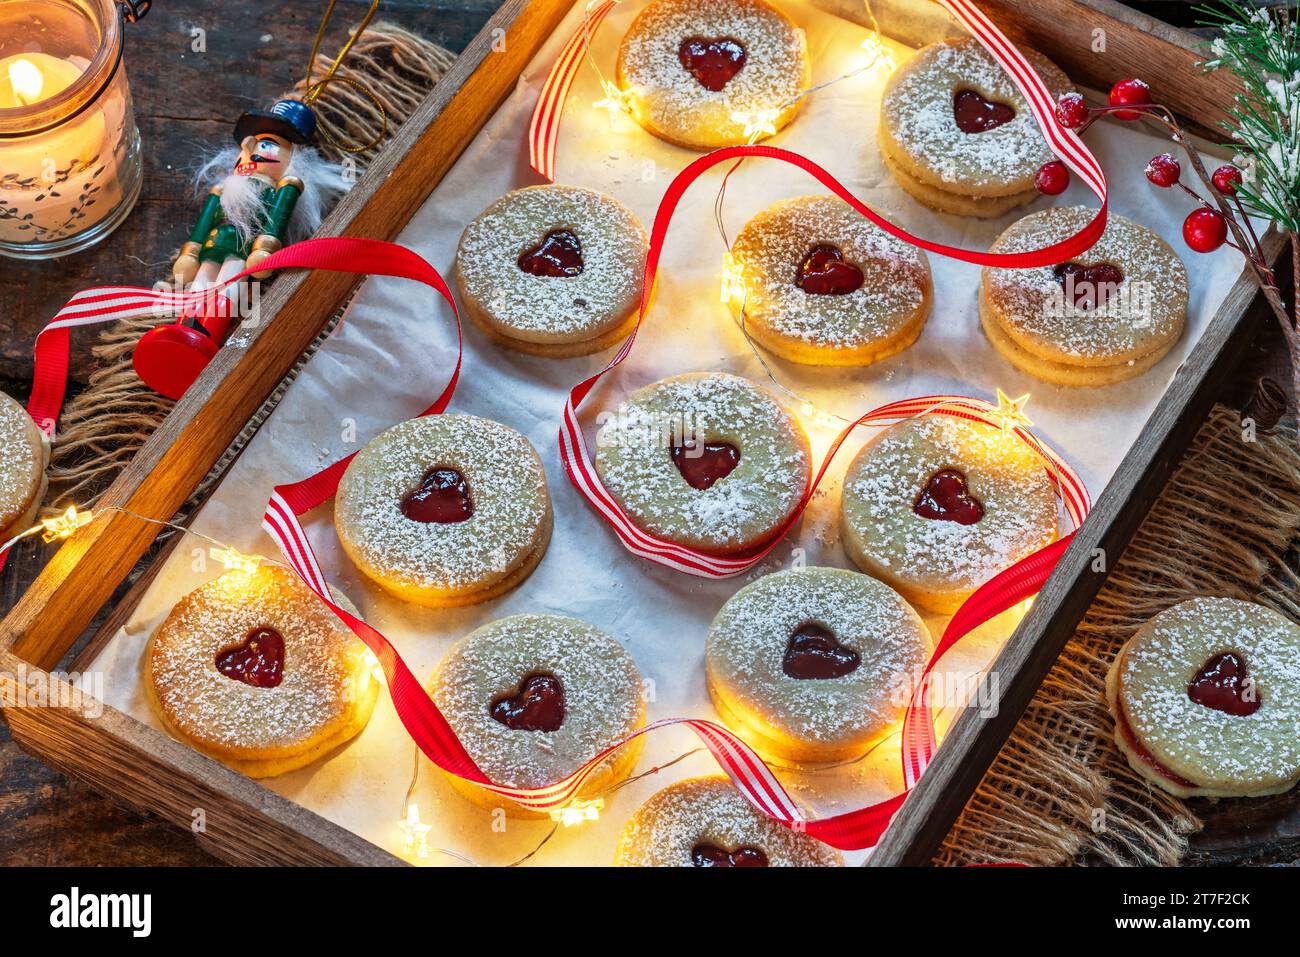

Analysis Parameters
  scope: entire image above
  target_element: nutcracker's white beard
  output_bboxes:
[194,145,348,249]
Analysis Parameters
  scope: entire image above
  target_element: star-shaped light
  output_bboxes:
[859,34,897,74]
[549,797,603,828]
[992,388,1033,432]
[593,80,635,119]
[209,545,262,575]
[730,108,780,142]
[399,802,433,859]
[40,504,92,543]
[719,252,747,304]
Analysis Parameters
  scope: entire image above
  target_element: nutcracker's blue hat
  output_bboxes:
[234,99,318,146]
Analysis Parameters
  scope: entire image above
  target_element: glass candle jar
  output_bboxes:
[0,0,144,259]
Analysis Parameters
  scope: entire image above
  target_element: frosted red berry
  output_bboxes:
[1055,93,1089,129]
[1212,165,1242,195]
[1034,160,1069,195]
[1183,208,1228,253]
[1108,78,1151,121]
[1144,153,1181,188]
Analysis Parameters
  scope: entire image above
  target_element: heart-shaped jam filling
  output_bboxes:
[796,244,864,296]
[670,440,740,491]
[215,626,285,688]
[491,673,565,732]
[401,467,473,524]
[1187,652,1260,716]
[518,229,584,277]
[952,89,1016,133]
[691,843,769,867]
[782,622,860,679]
[914,468,984,525]
[1053,262,1125,310]
[678,36,747,92]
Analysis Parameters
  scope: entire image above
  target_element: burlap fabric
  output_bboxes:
[937,406,1300,866]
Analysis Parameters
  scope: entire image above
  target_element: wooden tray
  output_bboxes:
[0,0,1280,866]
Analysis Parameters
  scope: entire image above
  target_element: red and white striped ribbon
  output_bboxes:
[528,0,1106,200]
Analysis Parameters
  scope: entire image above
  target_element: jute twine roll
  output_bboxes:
[45,22,456,509]
[937,406,1300,866]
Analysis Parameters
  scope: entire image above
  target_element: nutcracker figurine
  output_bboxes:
[133,98,346,398]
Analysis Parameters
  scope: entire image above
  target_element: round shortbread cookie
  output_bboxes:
[840,414,1058,614]
[429,613,645,816]
[594,372,811,555]
[879,136,1040,219]
[728,195,933,366]
[616,0,810,150]
[879,37,1072,211]
[0,391,49,541]
[706,567,930,761]
[1106,597,1300,799]
[455,185,648,357]
[615,776,842,866]
[335,415,552,608]
[981,206,1188,386]
[145,566,379,778]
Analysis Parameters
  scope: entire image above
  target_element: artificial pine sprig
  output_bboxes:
[1197,0,1300,233]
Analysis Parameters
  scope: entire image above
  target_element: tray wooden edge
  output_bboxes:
[869,229,1287,866]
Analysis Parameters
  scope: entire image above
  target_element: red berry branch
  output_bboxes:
[1033,78,1296,427]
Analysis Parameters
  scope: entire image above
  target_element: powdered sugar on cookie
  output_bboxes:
[595,372,809,552]
[430,614,643,790]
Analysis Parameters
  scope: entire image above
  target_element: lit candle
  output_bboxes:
[0,0,142,259]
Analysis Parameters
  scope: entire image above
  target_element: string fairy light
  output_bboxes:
[992,388,1033,433]
[549,796,604,827]
[592,79,637,120]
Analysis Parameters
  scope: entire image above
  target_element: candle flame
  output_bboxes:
[9,58,44,106]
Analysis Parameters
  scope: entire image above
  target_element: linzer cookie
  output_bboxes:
[840,414,1058,614]
[429,613,645,815]
[615,776,841,866]
[594,372,810,555]
[728,195,933,366]
[145,566,380,778]
[706,567,930,761]
[879,37,1073,217]
[1106,597,1300,799]
[334,415,552,607]
[616,0,810,150]
[981,206,1189,386]
[456,185,648,357]
[0,390,49,541]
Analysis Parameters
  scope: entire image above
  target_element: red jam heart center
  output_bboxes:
[517,229,584,277]
[1053,262,1125,309]
[401,467,473,524]
[671,440,740,491]
[914,468,984,525]
[782,622,860,680]
[796,244,865,296]
[215,626,285,688]
[952,89,1016,133]
[678,36,747,92]
[1187,652,1260,716]
[491,673,565,732]
[691,843,769,867]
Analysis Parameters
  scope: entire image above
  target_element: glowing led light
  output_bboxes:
[40,505,92,543]
[593,80,635,119]
[859,34,897,74]
[549,797,603,827]
[719,252,747,304]
[400,802,432,858]
[209,545,262,575]
[992,388,1033,432]
[730,108,780,142]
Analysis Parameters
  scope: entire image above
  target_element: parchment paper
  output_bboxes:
[85,0,1252,866]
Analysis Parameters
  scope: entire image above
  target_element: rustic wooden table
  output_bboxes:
[0,0,1295,866]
